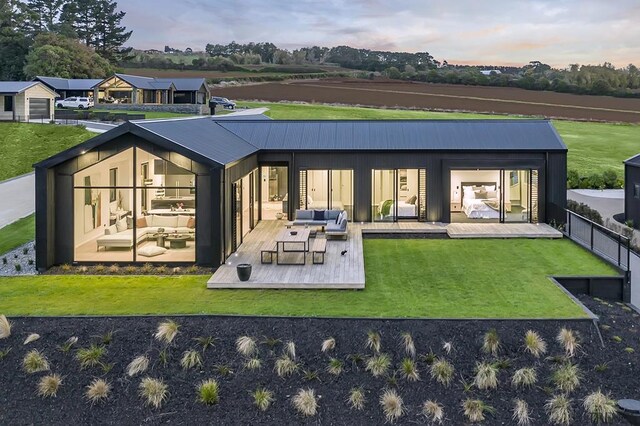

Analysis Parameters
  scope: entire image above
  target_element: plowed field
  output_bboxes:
[212,79,640,122]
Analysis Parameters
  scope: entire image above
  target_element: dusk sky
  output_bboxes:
[120,0,639,68]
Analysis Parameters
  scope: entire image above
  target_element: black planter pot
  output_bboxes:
[618,400,640,425]
[236,264,252,282]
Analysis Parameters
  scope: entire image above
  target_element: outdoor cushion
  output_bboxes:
[177,215,190,228]
[296,209,313,220]
[137,245,167,257]
[326,210,340,221]
[313,210,325,220]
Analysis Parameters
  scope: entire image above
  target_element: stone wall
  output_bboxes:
[97,103,209,115]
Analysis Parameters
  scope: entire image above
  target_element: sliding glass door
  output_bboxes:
[372,169,425,222]
[299,169,353,216]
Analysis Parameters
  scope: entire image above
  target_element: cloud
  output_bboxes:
[118,0,640,67]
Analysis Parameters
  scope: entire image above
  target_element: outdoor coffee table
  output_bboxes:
[166,234,189,249]
[275,228,310,265]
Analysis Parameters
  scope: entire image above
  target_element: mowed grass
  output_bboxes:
[0,214,34,254]
[239,101,640,177]
[0,123,94,181]
[0,239,616,318]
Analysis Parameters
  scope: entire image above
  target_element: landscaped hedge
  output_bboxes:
[567,169,622,190]
[567,200,603,225]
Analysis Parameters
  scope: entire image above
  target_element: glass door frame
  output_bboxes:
[372,168,426,222]
[299,169,353,217]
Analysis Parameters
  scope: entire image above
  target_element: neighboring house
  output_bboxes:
[96,73,209,105]
[33,117,567,270]
[0,81,57,122]
[624,154,640,226]
[33,76,103,100]
[480,70,502,76]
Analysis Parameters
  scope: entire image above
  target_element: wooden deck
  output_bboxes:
[446,223,563,238]
[207,221,365,289]
[207,220,562,289]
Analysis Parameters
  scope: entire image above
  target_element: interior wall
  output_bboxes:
[450,170,508,202]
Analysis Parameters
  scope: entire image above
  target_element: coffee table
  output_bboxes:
[166,234,189,249]
[152,233,167,247]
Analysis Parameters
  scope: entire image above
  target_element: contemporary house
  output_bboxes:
[624,154,640,226]
[0,81,57,121]
[96,74,209,105]
[34,117,567,270]
[33,76,103,100]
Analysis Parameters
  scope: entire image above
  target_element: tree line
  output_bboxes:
[0,0,131,80]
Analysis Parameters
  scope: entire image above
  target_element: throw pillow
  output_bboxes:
[407,195,417,205]
[187,217,196,228]
[313,209,325,220]
[136,217,148,228]
[126,216,133,229]
[475,189,488,199]
[116,217,127,232]
[336,211,343,224]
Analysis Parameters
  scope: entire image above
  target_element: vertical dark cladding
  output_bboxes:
[625,163,640,225]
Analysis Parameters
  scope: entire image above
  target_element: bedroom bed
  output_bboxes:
[461,182,500,219]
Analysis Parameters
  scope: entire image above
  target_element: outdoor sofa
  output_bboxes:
[292,209,348,239]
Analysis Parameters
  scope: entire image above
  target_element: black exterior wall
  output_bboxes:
[625,163,640,226]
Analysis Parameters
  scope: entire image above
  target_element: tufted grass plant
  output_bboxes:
[545,395,573,425]
[23,333,40,345]
[236,336,257,357]
[380,389,405,423]
[284,340,296,360]
[523,330,547,358]
[292,388,318,417]
[474,361,499,390]
[583,390,617,424]
[422,400,444,424]
[462,399,495,423]
[327,357,344,376]
[126,355,149,377]
[513,399,532,426]
[400,332,416,358]
[556,328,581,358]
[348,387,366,410]
[22,349,49,373]
[75,344,106,369]
[37,373,62,398]
[253,387,274,411]
[482,328,501,356]
[244,357,262,371]
[0,314,12,339]
[321,337,336,353]
[366,331,382,353]
[552,363,581,393]
[512,367,537,388]
[85,378,111,404]
[196,379,219,405]
[154,319,179,345]
[139,377,168,409]
[430,359,454,387]
[366,353,391,378]
[400,358,420,382]
[180,349,203,370]
[275,354,298,378]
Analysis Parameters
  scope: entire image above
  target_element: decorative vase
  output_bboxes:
[236,264,252,282]
[275,212,284,220]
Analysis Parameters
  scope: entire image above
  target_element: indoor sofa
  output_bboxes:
[96,214,195,250]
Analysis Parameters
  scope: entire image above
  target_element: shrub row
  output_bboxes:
[567,169,622,190]
[567,200,603,225]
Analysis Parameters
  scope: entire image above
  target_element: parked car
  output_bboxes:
[210,96,236,109]
[56,97,94,109]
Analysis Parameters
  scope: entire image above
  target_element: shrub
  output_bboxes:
[141,263,153,273]
[285,340,296,359]
[583,390,617,424]
[85,378,111,404]
[400,332,416,358]
[58,336,78,353]
[139,377,168,409]
[321,337,335,353]
[566,200,603,225]
[60,263,72,272]
[545,395,572,425]
[512,367,537,388]
[236,336,257,357]
[482,328,501,356]
[76,344,106,369]
[37,373,62,398]
[23,247,29,255]
[365,353,391,377]
[400,358,420,382]
[193,336,216,353]
[513,399,532,426]
[1,257,6,264]
[196,379,219,405]
[327,357,343,376]
[462,399,495,423]
[94,264,105,273]
[380,389,404,423]
[556,328,580,357]
[274,354,298,377]
[23,333,40,345]
[523,330,547,357]
[14,263,21,272]
[244,357,262,371]
[252,387,274,411]
[124,265,136,274]
[348,387,366,410]
[366,331,382,353]
[422,400,444,424]
[154,319,179,345]
[23,349,50,373]
[474,361,499,390]
[552,363,581,393]
[292,388,318,417]
[107,264,119,274]
[180,349,203,370]
[430,359,454,387]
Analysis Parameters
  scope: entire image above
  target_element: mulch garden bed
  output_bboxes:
[43,264,214,276]
[0,296,638,425]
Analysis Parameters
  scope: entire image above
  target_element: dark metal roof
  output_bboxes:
[625,154,640,167]
[217,119,567,151]
[0,81,39,94]
[34,76,102,91]
[132,117,259,165]
[155,78,207,91]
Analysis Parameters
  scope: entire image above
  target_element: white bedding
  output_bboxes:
[308,200,344,210]
[462,197,500,219]
[391,201,417,217]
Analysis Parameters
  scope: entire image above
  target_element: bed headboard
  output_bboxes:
[460,182,497,199]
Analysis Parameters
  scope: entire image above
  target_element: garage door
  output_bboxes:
[29,98,50,119]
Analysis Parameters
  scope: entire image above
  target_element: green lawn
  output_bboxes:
[0,123,94,181]
[0,214,34,255]
[239,101,640,177]
[0,239,616,318]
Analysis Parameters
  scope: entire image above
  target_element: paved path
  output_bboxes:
[0,173,35,228]
[567,189,624,219]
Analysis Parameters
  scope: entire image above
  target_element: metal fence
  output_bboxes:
[565,209,630,270]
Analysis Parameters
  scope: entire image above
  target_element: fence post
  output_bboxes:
[618,234,622,267]
[567,211,571,236]
[590,222,594,251]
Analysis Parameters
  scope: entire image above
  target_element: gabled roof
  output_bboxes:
[112,73,175,90]
[34,76,102,91]
[216,119,567,151]
[155,78,207,91]
[0,81,42,95]
[625,153,640,167]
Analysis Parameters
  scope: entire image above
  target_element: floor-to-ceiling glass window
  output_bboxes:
[232,168,259,250]
[450,169,538,223]
[241,175,251,238]
[73,147,197,263]
[372,169,395,222]
[260,166,288,220]
[299,169,353,215]
[306,170,329,210]
[372,169,424,222]
[331,169,353,217]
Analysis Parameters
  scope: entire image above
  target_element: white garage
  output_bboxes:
[0,81,58,122]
